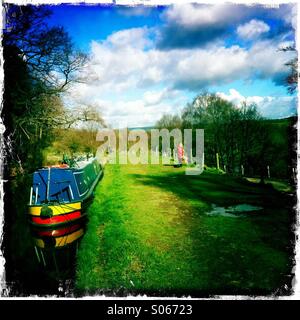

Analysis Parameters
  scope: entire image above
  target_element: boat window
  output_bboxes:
[31,185,40,204]
[74,172,88,196]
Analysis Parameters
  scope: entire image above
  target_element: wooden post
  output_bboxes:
[216,153,220,170]
[292,167,296,181]
[241,165,244,176]
[267,165,270,179]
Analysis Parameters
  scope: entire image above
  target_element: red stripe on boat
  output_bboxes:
[31,211,81,225]
[34,224,82,237]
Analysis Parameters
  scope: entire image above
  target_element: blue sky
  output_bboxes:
[48,5,165,52]
[47,3,297,128]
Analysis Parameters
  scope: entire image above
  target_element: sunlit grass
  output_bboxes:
[75,163,294,296]
[246,177,293,193]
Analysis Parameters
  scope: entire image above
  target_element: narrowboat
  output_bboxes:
[28,157,103,228]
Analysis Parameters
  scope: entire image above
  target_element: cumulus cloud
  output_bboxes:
[64,3,297,128]
[168,40,293,90]
[84,31,293,94]
[217,89,297,119]
[66,81,185,128]
[163,3,234,28]
[157,3,295,49]
[105,27,152,49]
[217,89,246,106]
[157,3,241,49]
[100,99,179,128]
[237,19,270,40]
[143,90,167,106]
[143,88,180,106]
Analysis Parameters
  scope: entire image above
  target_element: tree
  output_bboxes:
[249,121,272,184]
[180,93,266,175]
[64,105,106,129]
[3,5,87,93]
[155,114,182,131]
[181,93,240,172]
[235,102,262,175]
[181,93,209,129]
[280,46,298,94]
[1,5,89,173]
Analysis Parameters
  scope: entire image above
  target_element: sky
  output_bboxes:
[47,2,298,128]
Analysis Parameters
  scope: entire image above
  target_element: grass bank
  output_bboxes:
[75,163,295,296]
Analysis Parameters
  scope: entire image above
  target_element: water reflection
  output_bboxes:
[28,218,87,295]
[206,203,263,218]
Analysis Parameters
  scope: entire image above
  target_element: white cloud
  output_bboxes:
[101,99,177,128]
[143,88,180,106]
[163,3,243,28]
[105,27,151,49]
[237,19,270,40]
[216,89,297,119]
[217,89,245,105]
[85,34,292,94]
[165,3,218,27]
[282,3,297,30]
[65,24,295,127]
[157,3,296,50]
[143,90,166,106]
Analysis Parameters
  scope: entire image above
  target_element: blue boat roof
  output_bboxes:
[30,158,102,205]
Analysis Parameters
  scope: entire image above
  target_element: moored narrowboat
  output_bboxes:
[28,157,103,228]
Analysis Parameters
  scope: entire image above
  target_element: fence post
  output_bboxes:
[267,165,270,179]
[241,165,244,176]
[292,167,296,181]
[216,153,220,170]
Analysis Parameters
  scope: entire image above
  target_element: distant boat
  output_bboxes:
[28,157,103,228]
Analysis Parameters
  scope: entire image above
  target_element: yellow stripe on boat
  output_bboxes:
[28,202,81,216]
[33,229,84,248]
[55,229,84,247]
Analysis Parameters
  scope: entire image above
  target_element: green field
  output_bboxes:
[75,163,294,296]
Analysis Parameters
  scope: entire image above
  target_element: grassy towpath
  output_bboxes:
[75,163,294,296]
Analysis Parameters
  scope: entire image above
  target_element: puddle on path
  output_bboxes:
[206,203,263,218]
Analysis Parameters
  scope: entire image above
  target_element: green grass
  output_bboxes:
[75,163,294,296]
